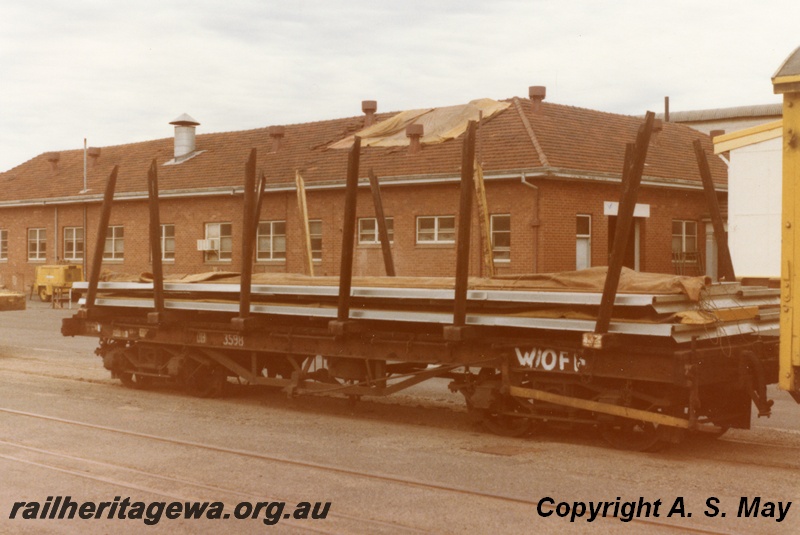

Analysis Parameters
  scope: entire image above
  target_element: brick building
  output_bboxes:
[0,89,726,294]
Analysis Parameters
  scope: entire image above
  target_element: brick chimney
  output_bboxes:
[169,113,200,160]
[87,147,101,168]
[362,100,377,127]
[45,151,60,172]
[406,124,423,154]
[269,125,286,152]
[529,86,546,112]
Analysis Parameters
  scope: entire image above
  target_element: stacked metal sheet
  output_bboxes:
[74,276,780,343]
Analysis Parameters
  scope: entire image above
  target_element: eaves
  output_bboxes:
[0,167,723,209]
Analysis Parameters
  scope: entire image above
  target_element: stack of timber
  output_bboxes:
[75,266,778,345]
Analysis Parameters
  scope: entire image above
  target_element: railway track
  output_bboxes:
[0,406,742,534]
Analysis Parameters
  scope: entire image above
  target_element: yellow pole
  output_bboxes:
[295,171,314,277]
[773,46,800,395]
[473,162,495,277]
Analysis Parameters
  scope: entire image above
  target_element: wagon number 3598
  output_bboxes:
[223,333,245,347]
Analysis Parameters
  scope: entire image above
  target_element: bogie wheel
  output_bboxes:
[117,370,153,390]
[38,286,51,302]
[481,402,534,438]
[599,418,666,452]
[461,372,534,438]
[472,387,534,438]
[183,362,227,398]
[113,354,152,389]
[692,424,730,440]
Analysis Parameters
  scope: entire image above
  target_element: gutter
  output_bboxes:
[0,167,724,208]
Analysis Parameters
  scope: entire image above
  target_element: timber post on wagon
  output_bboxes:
[62,112,780,452]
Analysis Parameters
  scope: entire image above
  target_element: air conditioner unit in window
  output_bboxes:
[196,239,219,251]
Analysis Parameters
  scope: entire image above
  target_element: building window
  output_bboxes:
[28,228,46,261]
[0,229,7,261]
[63,227,84,262]
[204,222,232,262]
[309,220,322,261]
[103,225,124,261]
[672,220,698,263]
[257,221,286,261]
[576,215,591,270]
[161,224,175,261]
[416,215,455,244]
[491,214,511,262]
[358,217,394,244]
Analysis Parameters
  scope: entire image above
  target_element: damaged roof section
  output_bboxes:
[328,98,510,149]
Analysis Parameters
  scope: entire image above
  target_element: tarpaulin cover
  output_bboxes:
[328,98,511,150]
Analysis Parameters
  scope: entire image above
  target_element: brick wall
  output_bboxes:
[0,177,718,293]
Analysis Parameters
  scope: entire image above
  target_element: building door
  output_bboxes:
[607,217,641,271]
[603,202,648,272]
[576,215,591,270]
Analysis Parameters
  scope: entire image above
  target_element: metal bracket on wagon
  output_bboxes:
[582,332,618,350]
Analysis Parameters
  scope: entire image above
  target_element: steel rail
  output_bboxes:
[0,407,733,535]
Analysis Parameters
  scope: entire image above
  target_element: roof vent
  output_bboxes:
[406,123,424,154]
[45,151,60,172]
[529,86,546,112]
[362,100,377,127]
[169,113,200,160]
[269,125,285,152]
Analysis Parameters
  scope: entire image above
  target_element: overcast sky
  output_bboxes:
[0,1,797,172]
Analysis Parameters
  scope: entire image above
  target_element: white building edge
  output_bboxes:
[714,121,782,278]
[667,103,782,279]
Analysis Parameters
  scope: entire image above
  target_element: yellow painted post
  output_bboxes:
[295,171,314,277]
[773,46,800,395]
[473,162,495,277]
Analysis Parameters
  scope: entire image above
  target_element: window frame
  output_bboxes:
[63,226,84,262]
[28,228,47,262]
[358,217,394,245]
[672,219,698,263]
[204,222,232,262]
[256,220,287,262]
[416,215,456,244]
[161,223,175,262]
[0,229,7,261]
[309,219,322,262]
[490,214,511,263]
[103,225,124,261]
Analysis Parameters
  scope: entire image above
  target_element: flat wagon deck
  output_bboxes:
[62,268,780,451]
[61,115,781,450]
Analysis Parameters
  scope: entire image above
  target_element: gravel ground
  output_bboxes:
[0,299,799,534]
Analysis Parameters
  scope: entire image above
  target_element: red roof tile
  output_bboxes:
[0,97,724,203]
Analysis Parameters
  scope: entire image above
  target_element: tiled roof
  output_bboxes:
[0,97,725,203]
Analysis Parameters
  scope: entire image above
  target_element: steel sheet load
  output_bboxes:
[74,267,777,344]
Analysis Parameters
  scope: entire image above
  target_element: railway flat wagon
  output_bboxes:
[62,116,781,451]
